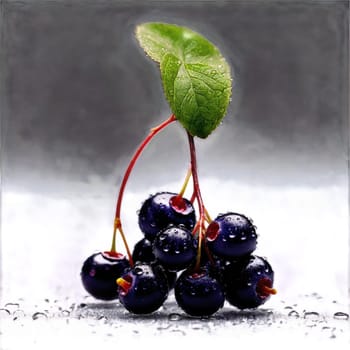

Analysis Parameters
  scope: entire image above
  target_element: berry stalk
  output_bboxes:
[110,114,177,265]
[187,132,207,271]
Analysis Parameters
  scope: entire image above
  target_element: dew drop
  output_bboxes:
[288,310,300,318]
[61,310,70,317]
[175,249,180,254]
[134,267,144,275]
[4,303,19,308]
[228,234,236,239]
[168,313,182,321]
[0,308,10,317]
[303,311,319,319]
[12,309,25,319]
[32,312,48,320]
[163,247,170,253]
[333,312,349,320]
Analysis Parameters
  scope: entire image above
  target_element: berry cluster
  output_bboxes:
[80,116,276,317]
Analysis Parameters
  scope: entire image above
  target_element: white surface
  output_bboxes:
[1,179,349,349]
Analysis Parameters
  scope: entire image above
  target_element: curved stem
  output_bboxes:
[110,114,177,265]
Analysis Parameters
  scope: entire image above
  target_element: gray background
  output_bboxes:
[1,0,348,193]
[0,0,349,314]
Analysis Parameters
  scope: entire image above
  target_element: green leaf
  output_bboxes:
[136,22,232,138]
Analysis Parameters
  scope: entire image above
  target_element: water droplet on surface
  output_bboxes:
[0,308,11,317]
[168,313,182,321]
[97,315,108,322]
[32,312,48,320]
[303,311,319,319]
[333,312,349,320]
[61,310,70,317]
[12,309,25,319]
[288,310,300,318]
[4,303,19,308]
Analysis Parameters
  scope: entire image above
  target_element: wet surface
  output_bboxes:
[1,293,349,350]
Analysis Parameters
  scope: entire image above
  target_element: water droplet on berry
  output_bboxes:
[168,313,182,321]
[175,249,180,254]
[228,233,236,239]
[333,312,349,320]
[32,312,48,320]
[135,267,144,275]
[163,246,170,252]
[159,233,167,241]
[241,236,247,241]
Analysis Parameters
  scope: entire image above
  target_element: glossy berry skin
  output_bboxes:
[153,225,198,272]
[117,263,169,314]
[223,255,275,309]
[132,238,155,263]
[206,213,257,260]
[138,192,196,241]
[132,238,177,289]
[174,268,225,317]
[81,252,130,301]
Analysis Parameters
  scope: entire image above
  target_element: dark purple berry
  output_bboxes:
[153,225,198,272]
[138,192,196,241]
[132,238,177,289]
[223,255,276,309]
[174,268,225,317]
[206,213,257,259]
[81,251,130,301]
[132,238,155,263]
[116,263,169,314]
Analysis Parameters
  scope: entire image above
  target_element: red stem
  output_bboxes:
[111,114,176,264]
[115,114,176,220]
[187,132,206,271]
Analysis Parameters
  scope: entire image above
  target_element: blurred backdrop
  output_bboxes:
[1,0,349,303]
